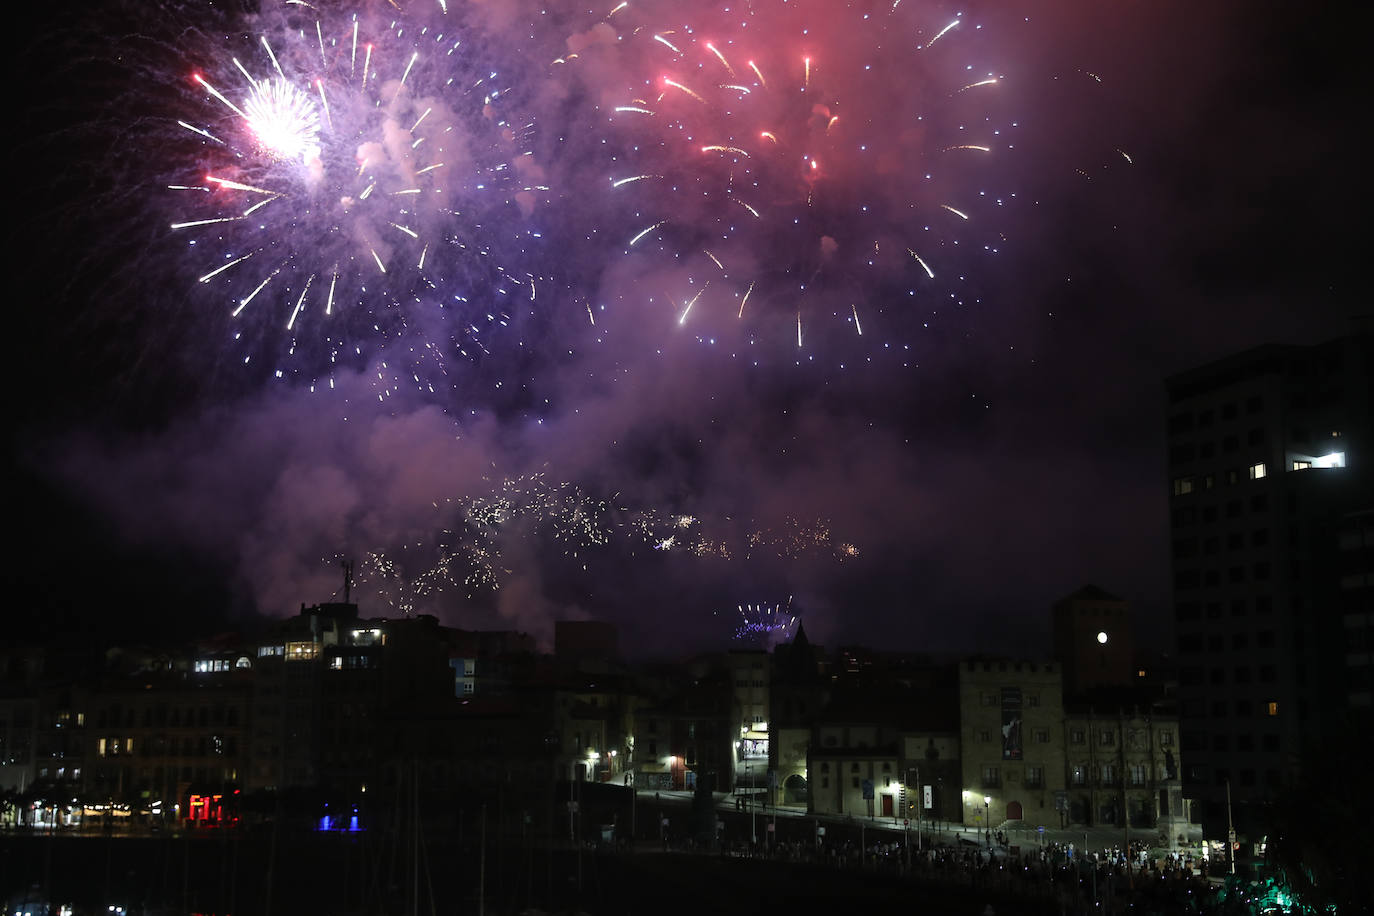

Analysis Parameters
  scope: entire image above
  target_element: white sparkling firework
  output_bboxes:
[349,474,858,604]
[171,1,549,389]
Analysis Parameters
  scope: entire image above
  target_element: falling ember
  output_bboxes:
[629,220,668,246]
[926,18,960,48]
[705,42,736,77]
[737,281,755,318]
[678,283,708,325]
[731,198,760,218]
[664,78,706,103]
[907,249,936,278]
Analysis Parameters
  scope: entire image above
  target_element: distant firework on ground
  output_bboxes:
[169,0,550,390]
[558,0,1018,358]
[727,599,798,647]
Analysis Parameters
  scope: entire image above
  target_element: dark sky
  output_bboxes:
[5,0,1361,657]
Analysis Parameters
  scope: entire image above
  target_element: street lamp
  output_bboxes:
[984,795,992,847]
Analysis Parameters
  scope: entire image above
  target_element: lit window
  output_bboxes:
[1249,462,1266,480]
[1291,460,1311,471]
[1313,452,1345,469]
[1267,701,1278,716]
[1172,477,1195,497]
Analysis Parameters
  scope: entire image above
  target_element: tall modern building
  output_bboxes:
[1165,330,1373,842]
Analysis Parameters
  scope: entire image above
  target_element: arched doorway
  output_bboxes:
[1006,800,1024,821]
[783,774,809,805]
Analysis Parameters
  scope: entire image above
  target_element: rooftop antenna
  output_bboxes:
[341,559,354,604]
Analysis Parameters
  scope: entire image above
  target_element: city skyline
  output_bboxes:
[6,0,1363,658]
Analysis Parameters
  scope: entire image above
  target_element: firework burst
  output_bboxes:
[170,0,551,390]
[558,0,1018,358]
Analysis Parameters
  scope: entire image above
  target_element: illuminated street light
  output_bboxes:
[984,795,992,847]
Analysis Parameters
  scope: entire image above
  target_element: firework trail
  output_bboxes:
[556,0,1017,356]
[169,0,551,391]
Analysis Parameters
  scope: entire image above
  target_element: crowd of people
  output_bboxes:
[639,824,1262,916]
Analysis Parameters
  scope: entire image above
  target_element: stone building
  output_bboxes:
[957,658,1067,832]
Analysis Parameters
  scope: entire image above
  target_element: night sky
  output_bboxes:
[5,0,1361,658]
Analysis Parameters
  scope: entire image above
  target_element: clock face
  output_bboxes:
[1097,631,1109,645]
